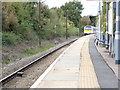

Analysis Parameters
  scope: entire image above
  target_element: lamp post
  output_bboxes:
[112,2,116,58]
[115,0,120,64]
[98,0,101,43]
[65,6,81,39]
[105,1,109,49]
[78,10,82,37]
[101,5,104,44]
[65,10,68,40]
[38,0,42,45]
[34,1,41,45]
[38,0,46,45]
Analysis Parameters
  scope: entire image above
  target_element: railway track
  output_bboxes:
[0,38,77,86]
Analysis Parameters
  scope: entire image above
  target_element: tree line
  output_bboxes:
[2,1,85,46]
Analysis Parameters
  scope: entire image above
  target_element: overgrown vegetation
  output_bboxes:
[100,2,110,35]
[24,44,53,56]
[2,1,86,64]
[2,2,83,46]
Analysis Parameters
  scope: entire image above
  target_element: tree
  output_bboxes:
[89,16,97,26]
[81,16,90,25]
[60,0,83,27]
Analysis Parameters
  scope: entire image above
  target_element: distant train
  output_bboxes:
[84,25,96,35]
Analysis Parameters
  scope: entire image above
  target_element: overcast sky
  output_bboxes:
[44,0,99,16]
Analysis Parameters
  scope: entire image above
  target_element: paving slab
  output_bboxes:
[44,73,79,81]
[37,81,78,88]
[50,67,79,73]
[31,36,87,88]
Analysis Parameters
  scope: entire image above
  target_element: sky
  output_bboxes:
[44,0,100,16]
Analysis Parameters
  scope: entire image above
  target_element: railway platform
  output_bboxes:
[30,35,119,88]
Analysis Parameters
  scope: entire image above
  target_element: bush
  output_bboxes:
[24,44,53,56]
[2,32,21,46]
[2,59,10,64]
[68,26,78,36]
[16,25,39,42]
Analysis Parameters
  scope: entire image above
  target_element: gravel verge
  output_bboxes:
[3,46,68,88]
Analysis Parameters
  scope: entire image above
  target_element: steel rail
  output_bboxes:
[0,38,77,85]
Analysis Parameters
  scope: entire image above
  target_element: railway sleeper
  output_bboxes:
[17,72,24,77]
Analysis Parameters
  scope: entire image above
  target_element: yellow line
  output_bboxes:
[79,36,100,88]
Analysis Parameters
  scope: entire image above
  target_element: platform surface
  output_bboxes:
[30,35,119,88]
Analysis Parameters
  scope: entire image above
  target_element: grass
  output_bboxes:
[2,44,53,65]
[2,59,10,64]
[2,55,18,64]
[24,44,54,56]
